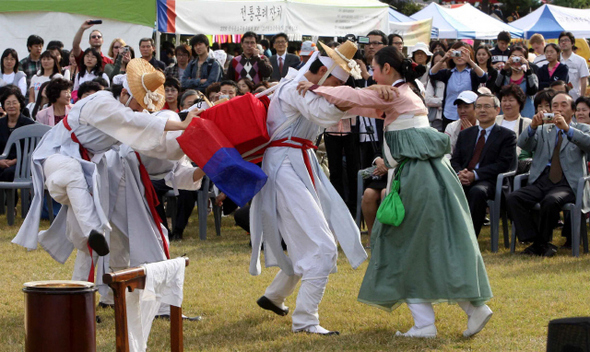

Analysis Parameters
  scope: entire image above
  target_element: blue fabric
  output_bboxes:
[527,6,564,39]
[443,68,472,121]
[202,147,268,207]
[156,0,169,33]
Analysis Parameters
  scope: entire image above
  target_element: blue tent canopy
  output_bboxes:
[510,4,590,39]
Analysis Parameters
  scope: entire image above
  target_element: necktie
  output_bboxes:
[279,57,284,74]
[549,132,563,183]
[468,130,487,171]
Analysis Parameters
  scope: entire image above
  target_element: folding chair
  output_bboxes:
[0,124,51,225]
[102,257,189,352]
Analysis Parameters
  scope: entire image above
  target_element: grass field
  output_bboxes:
[1,211,589,351]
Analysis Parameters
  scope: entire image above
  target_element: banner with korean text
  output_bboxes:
[157,0,389,36]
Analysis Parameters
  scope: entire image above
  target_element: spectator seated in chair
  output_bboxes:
[451,93,517,237]
[506,92,590,256]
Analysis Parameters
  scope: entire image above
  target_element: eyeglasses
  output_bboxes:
[242,41,256,46]
[4,101,19,107]
[91,35,102,39]
[274,40,287,45]
[367,42,384,46]
[392,41,404,46]
[475,104,494,109]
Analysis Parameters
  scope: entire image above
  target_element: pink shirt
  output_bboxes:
[548,62,560,78]
[35,105,72,127]
[313,84,428,128]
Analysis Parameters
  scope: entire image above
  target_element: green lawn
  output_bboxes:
[1,211,589,351]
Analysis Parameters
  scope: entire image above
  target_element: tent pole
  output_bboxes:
[156,31,161,62]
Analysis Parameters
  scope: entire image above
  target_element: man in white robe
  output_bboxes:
[250,44,368,335]
[13,59,200,282]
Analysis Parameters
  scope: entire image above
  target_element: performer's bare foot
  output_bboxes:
[395,325,437,338]
[88,230,109,256]
[294,325,340,336]
[256,296,289,316]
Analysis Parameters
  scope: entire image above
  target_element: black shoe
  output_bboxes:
[561,240,572,249]
[88,230,109,256]
[521,243,543,256]
[257,296,288,316]
[541,243,558,257]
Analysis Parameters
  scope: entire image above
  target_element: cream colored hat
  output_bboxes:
[318,40,362,80]
[125,58,166,112]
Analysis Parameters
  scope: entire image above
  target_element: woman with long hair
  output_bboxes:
[475,45,498,90]
[493,46,539,118]
[73,48,110,93]
[298,45,492,338]
[425,51,446,132]
[29,50,63,103]
[1,49,27,96]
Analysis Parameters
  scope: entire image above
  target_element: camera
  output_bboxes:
[543,113,555,122]
[452,50,462,57]
[121,46,130,54]
[512,56,521,63]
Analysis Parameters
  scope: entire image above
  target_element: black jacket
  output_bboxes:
[537,63,569,90]
[0,115,35,160]
[451,124,517,185]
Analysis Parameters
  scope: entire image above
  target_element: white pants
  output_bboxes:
[44,154,100,251]
[407,301,481,328]
[264,159,338,330]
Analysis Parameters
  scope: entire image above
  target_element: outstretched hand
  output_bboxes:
[366,85,399,101]
[296,81,315,97]
[182,109,204,129]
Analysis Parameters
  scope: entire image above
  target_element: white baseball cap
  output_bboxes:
[300,41,317,56]
[454,90,478,105]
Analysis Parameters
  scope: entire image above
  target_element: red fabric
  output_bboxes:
[63,115,95,282]
[166,0,177,33]
[134,152,170,259]
[199,93,269,161]
[177,118,234,168]
[269,137,318,188]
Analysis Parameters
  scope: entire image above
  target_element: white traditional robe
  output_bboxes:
[13,91,174,264]
[249,77,367,278]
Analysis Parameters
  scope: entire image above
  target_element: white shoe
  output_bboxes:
[395,324,437,338]
[463,305,493,337]
[293,325,340,336]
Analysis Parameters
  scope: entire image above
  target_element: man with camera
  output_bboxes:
[72,20,113,69]
[506,92,590,256]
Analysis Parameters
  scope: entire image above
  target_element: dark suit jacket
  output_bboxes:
[451,124,517,185]
[270,53,301,81]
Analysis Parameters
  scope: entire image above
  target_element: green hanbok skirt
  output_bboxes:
[358,127,492,311]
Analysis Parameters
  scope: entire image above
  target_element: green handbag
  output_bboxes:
[376,160,408,226]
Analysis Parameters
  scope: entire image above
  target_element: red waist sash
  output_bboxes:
[269,137,318,189]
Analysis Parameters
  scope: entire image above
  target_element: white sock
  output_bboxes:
[407,303,435,329]
[458,301,475,317]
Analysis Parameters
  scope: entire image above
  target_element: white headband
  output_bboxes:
[318,56,349,82]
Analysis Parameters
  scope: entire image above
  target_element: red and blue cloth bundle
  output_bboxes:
[176,93,271,207]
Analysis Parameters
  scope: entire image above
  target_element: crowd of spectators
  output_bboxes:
[2,20,590,256]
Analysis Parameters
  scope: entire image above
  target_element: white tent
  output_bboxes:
[447,4,523,39]
[1,2,154,61]
[411,3,476,39]
[157,0,389,36]
[510,4,590,39]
